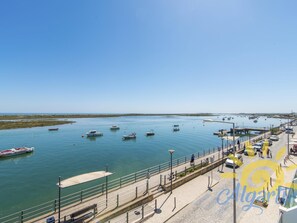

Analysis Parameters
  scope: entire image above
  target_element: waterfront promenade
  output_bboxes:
[26,132,260,223]
[0,129,272,223]
[166,129,296,223]
[29,143,229,223]
[89,134,269,222]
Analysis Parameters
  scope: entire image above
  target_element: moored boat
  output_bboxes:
[146,131,155,136]
[0,147,34,158]
[48,128,59,131]
[86,130,103,137]
[122,133,136,140]
[173,127,180,132]
[110,125,120,130]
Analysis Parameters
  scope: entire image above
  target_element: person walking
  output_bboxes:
[267,148,270,158]
[284,155,289,165]
[190,154,195,166]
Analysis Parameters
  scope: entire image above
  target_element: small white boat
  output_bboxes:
[0,147,34,158]
[110,125,120,130]
[86,130,103,137]
[122,133,136,140]
[146,131,155,136]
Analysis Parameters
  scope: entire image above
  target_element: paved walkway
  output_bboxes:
[28,131,270,223]
[35,139,232,223]
[95,134,270,223]
[166,129,296,223]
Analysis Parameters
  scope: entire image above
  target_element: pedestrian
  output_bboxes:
[284,155,288,165]
[190,154,195,166]
[267,148,270,158]
[237,140,240,149]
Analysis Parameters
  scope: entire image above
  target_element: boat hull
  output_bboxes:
[0,147,34,158]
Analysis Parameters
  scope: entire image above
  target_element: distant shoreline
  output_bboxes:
[0,113,293,130]
[0,113,214,120]
[0,113,213,130]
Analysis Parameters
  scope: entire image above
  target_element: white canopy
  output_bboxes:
[221,136,239,141]
[58,171,113,188]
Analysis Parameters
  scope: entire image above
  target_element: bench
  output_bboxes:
[69,204,97,222]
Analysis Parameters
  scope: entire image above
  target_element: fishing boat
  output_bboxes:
[146,130,155,136]
[173,127,180,132]
[110,125,120,130]
[86,130,103,137]
[0,147,34,158]
[173,124,179,127]
[122,133,136,140]
[48,128,59,131]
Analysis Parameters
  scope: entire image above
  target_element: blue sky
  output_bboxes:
[1,0,297,113]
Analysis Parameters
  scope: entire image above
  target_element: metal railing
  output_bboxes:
[0,132,269,223]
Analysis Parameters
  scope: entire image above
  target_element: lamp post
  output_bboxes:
[168,149,175,194]
[58,176,61,223]
[203,119,237,223]
[287,129,290,155]
[219,131,224,172]
[106,165,108,207]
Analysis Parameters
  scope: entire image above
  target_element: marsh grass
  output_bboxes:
[0,120,74,130]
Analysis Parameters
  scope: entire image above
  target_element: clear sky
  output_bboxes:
[1,0,297,113]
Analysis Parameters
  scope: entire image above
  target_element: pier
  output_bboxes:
[231,127,268,134]
[214,127,268,136]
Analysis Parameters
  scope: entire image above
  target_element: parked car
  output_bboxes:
[244,147,257,156]
[270,135,279,141]
[225,154,243,168]
[286,130,295,134]
[253,145,262,152]
[260,139,272,146]
[223,147,236,156]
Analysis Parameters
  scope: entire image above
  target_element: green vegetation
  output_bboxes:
[0,120,74,130]
[0,113,214,130]
[177,162,209,178]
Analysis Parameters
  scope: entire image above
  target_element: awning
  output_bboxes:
[58,171,113,188]
[221,136,239,141]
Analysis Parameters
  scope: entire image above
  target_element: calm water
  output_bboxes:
[0,115,282,216]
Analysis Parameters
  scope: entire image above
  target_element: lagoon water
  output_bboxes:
[0,115,282,216]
